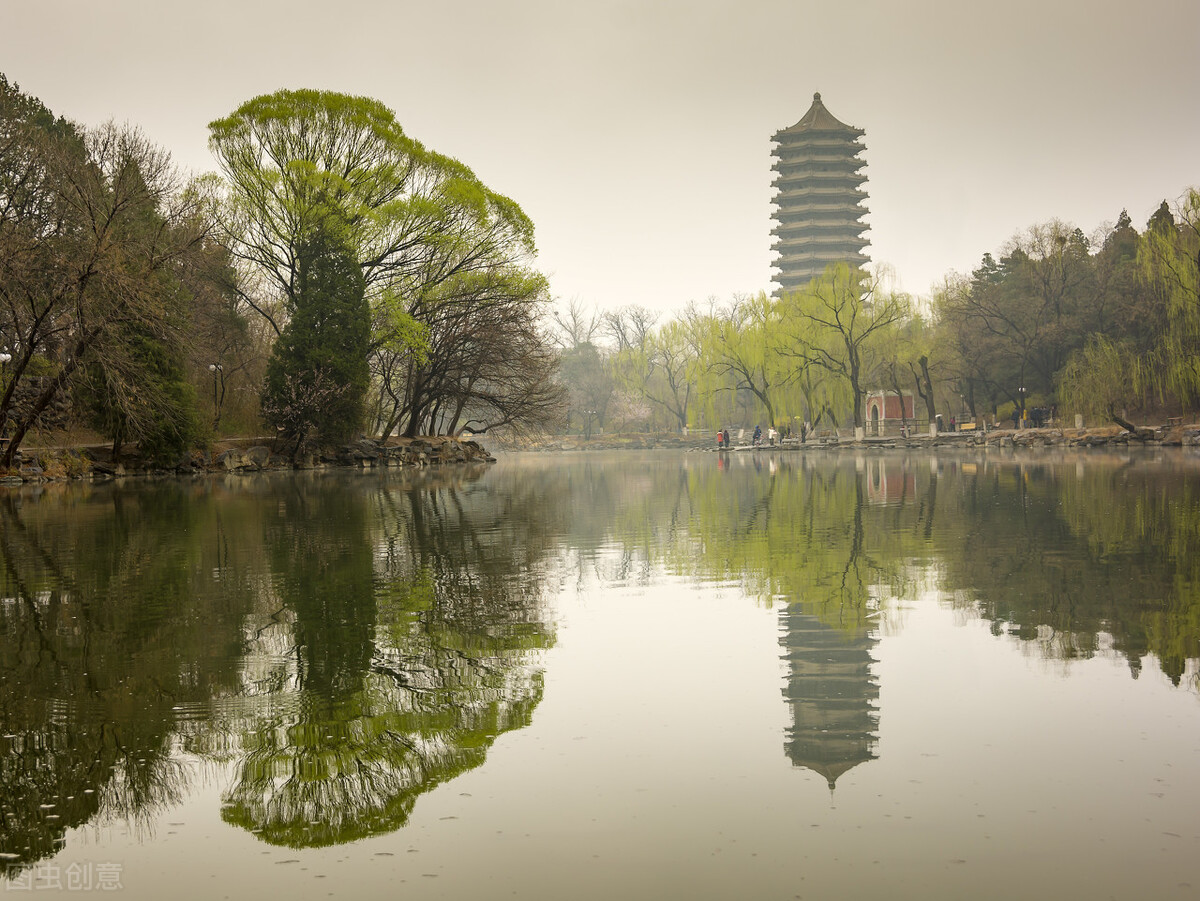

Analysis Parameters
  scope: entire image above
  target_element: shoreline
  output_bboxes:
[0,435,495,486]
[497,423,1200,454]
[6,424,1200,485]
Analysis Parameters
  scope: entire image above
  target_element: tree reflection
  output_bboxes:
[593,451,1200,783]
[0,484,243,874]
[612,454,893,783]
[933,455,1200,684]
[0,467,561,863]
[219,468,557,847]
[647,451,1200,688]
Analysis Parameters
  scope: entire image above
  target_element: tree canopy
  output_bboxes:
[209,88,561,439]
[1,75,213,466]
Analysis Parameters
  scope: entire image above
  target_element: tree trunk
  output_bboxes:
[379,412,401,443]
[917,356,936,422]
[1108,406,1142,434]
[887,369,908,437]
[1,326,103,468]
[849,353,863,428]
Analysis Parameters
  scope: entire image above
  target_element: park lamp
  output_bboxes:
[207,363,224,429]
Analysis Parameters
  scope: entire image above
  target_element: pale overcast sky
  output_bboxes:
[3,0,1197,313]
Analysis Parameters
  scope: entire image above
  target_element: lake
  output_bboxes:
[1,449,1198,900]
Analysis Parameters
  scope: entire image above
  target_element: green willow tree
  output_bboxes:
[780,265,908,435]
[1141,191,1200,405]
[695,293,789,430]
[209,89,560,439]
[604,305,658,432]
[645,318,701,431]
[1059,192,1200,425]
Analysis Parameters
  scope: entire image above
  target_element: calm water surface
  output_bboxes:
[2,450,1199,899]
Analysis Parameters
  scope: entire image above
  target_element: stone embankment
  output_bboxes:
[494,434,716,452]
[847,424,1200,450]
[0,436,494,485]
[496,423,1200,453]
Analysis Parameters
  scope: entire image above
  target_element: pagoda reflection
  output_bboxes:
[779,607,880,789]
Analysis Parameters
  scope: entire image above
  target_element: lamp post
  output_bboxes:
[208,363,223,430]
[1017,386,1026,428]
[0,352,11,442]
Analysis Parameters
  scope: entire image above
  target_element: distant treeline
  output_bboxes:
[551,198,1200,437]
[0,76,563,467]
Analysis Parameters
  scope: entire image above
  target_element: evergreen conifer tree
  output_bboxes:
[262,218,370,453]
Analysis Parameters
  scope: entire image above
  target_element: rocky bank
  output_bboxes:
[497,423,1200,453]
[0,435,495,485]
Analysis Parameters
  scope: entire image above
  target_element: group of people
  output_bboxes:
[716,424,794,449]
[1009,405,1055,429]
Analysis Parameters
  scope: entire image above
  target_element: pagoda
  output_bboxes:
[770,93,869,294]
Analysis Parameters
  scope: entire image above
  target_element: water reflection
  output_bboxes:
[662,450,1200,686]
[780,608,879,788]
[219,473,556,847]
[0,467,558,869]
[927,454,1200,684]
[3,450,1200,874]
[541,450,1200,785]
[0,481,247,871]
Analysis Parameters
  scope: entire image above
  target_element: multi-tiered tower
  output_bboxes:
[770,93,869,294]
